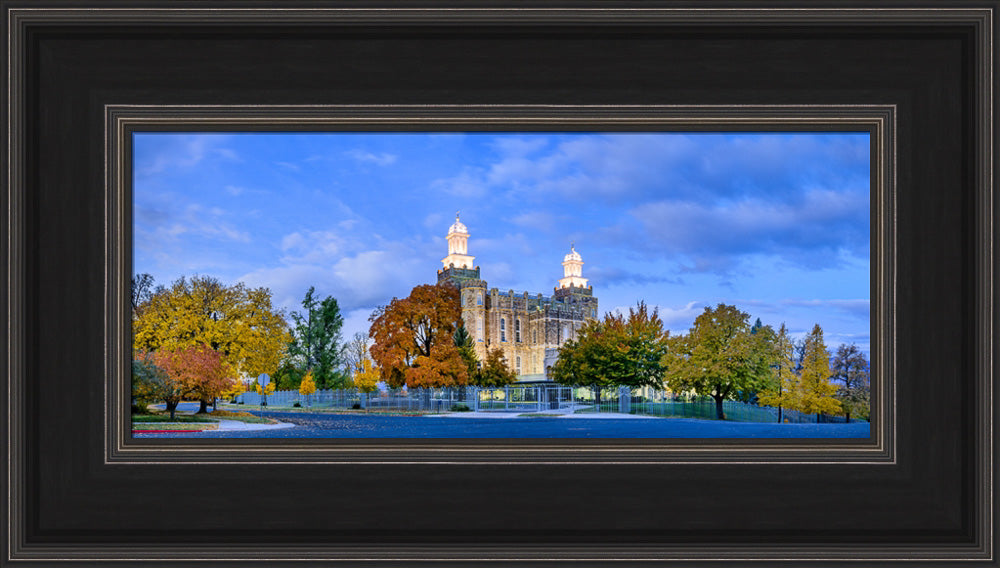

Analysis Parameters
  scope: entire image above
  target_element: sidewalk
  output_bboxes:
[214,419,295,431]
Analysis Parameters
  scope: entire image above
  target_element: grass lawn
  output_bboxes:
[207,409,276,424]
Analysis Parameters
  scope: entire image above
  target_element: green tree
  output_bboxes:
[831,343,870,422]
[663,304,772,420]
[472,347,517,387]
[289,287,347,390]
[551,330,612,405]
[272,359,306,391]
[453,324,479,398]
[735,319,778,403]
[552,302,670,407]
[131,353,169,414]
[757,323,799,422]
[795,324,842,418]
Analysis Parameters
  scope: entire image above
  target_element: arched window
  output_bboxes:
[500,318,506,342]
[515,319,521,342]
[477,292,483,305]
[477,316,484,342]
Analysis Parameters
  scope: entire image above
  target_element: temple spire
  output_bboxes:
[442,212,474,269]
[558,243,588,289]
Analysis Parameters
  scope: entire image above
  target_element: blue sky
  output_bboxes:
[133,132,871,355]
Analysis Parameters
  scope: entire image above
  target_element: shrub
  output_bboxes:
[292,401,302,408]
[352,403,362,409]
[450,404,471,412]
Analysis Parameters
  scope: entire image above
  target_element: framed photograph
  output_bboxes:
[4,2,995,566]
[116,108,888,456]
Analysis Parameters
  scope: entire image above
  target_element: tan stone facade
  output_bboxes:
[435,216,598,380]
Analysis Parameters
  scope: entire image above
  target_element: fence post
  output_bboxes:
[505,385,509,411]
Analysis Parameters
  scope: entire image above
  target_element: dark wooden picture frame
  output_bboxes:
[4,3,995,566]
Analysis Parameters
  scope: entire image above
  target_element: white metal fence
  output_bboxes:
[233,384,863,423]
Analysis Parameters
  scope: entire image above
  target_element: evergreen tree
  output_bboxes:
[453,324,478,398]
[473,347,518,387]
[757,323,799,422]
[795,324,841,418]
[288,287,346,390]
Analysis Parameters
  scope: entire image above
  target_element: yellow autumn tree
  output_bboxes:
[793,324,842,418]
[352,358,381,393]
[133,275,291,412]
[757,323,800,422]
[299,370,317,407]
[254,381,276,396]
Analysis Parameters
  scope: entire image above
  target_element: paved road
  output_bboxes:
[136,409,870,439]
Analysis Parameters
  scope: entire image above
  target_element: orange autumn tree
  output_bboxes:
[368,283,469,388]
[152,344,235,419]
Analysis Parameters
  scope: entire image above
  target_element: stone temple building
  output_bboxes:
[436,214,599,380]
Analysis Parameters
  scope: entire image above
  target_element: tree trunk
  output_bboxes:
[713,395,726,420]
[593,385,602,410]
[845,411,850,423]
[778,405,783,423]
[197,399,209,414]
[166,400,178,420]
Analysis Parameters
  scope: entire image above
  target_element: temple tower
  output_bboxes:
[557,244,589,289]
[441,212,475,270]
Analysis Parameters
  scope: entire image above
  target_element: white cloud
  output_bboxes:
[423,212,445,229]
[345,149,398,167]
[428,133,870,211]
[341,308,378,345]
[133,203,250,250]
[624,187,869,273]
[780,299,870,320]
[508,211,556,229]
[135,135,240,177]
[430,169,488,198]
[239,245,425,316]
